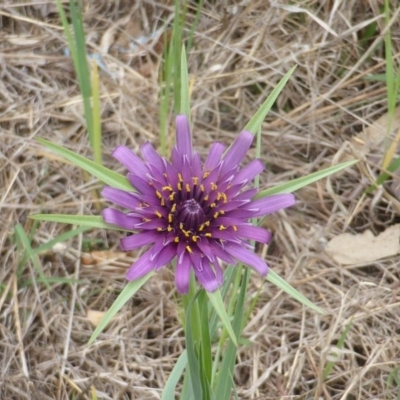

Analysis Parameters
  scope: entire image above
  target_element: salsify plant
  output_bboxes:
[102,114,295,293]
[31,45,357,398]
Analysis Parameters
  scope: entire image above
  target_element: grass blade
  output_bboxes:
[14,224,50,290]
[89,272,155,344]
[207,290,237,346]
[180,45,190,118]
[91,57,103,165]
[244,65,297,134]
[29,214,124,230]
[323,318,353,380]
[37,138,131,191]
[267,270,325,314]
[161,350,188,400]
[255,160,358,198]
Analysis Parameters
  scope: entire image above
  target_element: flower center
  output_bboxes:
[176,199,205,232]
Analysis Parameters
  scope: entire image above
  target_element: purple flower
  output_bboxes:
[102,115,295,293]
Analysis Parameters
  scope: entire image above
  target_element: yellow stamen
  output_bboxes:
[168,214,173,223]
[171,203,177,213]
[220,192,227,203]
[233,225,237,231]
[167,225,173,232]
[205,221,210,226]
[157,227,164,232]
[203,171,210,178]
[192,235,199,242]
[219,225,227,231]
[186,246,192,253]
[192,177,199,185]
[178,173,183,182]
[155,211,162,218]
[186,183,191,192]
[174,237,180,243]
[142,217,151,222]
[211,182,218,190]
[182,229,190,237]
[162,185,173,192]
[205,233,212,237]
[180,222,184,230]
[177,182,182,191]
[160,198,165,206]
[210,203,216,208]
[169,192,175,201]
[200,184,205,192]
[219,210,225,215]
[213,212,219,219]
[203,195,209,201]
[199,224,204,232]
[156,191,162,199]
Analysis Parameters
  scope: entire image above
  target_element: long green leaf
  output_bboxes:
[244,65,297,134]
[37,138,131,191]
[89,272,154,344]
[29,214,127,231]
[180,45,190,118]
[255,159,358,198]
[323,318,353,380]
[161,350,188,400]
[207,290,237,346]
[91,57,103,165]
[266,270,325,314]
[14,224,50,290]
[214,269,248,399]
[185,293,203,400]
[69,0,94,146]
[20,226,90,266]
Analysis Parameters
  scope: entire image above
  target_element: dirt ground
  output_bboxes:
[1,1,400,399]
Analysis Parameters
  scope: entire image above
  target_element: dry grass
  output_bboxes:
[1,1,400,399]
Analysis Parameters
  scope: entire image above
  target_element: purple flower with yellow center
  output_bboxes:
[102,115,295,294]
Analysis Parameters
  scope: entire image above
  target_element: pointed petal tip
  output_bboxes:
[175,114,192,157]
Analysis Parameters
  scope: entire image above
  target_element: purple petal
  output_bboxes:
[213,260,224,285]
[190,252,220,292]
[141,142,165,172]
[224,209,256,219]
[196,238,216,262]
[209,229,242,243]
[154,244,177,269]
[216,200,251,213]
[220,131,253,174]
[213,217,250,227]
[235,225,272,244]
[204,142,225,172]
[230,188,258,201]
[231,159,264,186]
[127,174,156,196]
[112,146,148,178]
[224,243,269,276]
[207,240,235,264]
[175,251,191,294]
[120,230,160,251]
[191,152,202,179]
[102,187,140,210]
[242,194,296,217]
[176,114,193,158]
[133,218,166,230]
[126,249,154,280]
[102,208,141,229]
[171,147,182,171]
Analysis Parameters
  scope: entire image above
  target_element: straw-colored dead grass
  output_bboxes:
[1,1,400,399]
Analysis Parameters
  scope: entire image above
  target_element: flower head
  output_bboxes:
[102,115,295,293]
